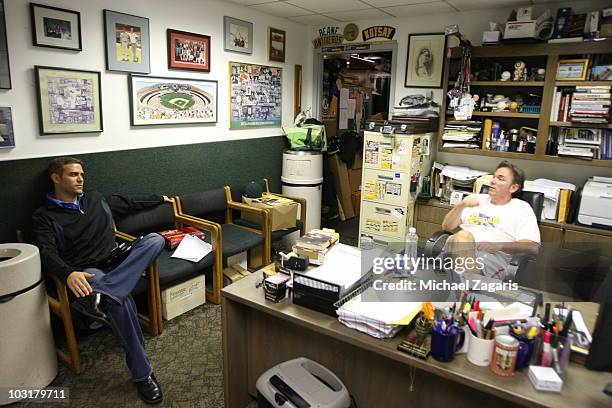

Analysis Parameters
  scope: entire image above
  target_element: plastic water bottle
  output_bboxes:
[404,227,419,273]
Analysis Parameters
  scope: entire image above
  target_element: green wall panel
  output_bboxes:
[0,136,286,243]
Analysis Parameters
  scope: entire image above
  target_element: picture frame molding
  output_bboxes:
[34,65,103,135]
[404,32,447,88]
[0,0,11,89]
[103,9,151,74]
[128,74,218,126]
[268,27,286,63]
[556,58,590,81]
[167,28,211,72]
[223,16,253,54]
[30,2,82,51]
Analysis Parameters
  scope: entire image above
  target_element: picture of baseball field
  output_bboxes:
[129,75,217,126]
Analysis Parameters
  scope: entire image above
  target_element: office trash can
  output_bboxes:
[0,244,57,405]
[281,150,323,232]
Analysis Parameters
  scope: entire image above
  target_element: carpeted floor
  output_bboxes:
[15,303,224,408]
[14,218,360,408]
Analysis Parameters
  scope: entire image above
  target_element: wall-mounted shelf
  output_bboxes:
[439,41,612,169]
[550,121,612,129]
[446,111,540,119]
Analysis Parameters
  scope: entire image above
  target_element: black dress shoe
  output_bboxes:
[72,293,109,325]
[135,374,163,404]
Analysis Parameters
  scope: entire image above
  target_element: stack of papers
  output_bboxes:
[304,244,363,293]
[442,121,482,148]
[170,234,212,263]
[524,179,576,220]
[337,286,421,339]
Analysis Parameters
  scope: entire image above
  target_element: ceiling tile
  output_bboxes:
[226,0,278,6]
[360,0,431,7]
[445,0,529,12]
[324,8,394,21]
[382,1,454,16]
[287,0,374,14]
[249,2,315,17]
[287,14,341,25]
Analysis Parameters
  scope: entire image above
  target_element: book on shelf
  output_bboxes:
[547,127,612,160]
[551,85,611,124]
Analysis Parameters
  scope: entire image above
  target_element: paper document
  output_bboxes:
[441,165,488,181]
[171,234,212,263]
[305,244,363,291]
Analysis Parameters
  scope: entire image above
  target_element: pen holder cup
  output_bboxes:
[467,329,495,366]
[431,326,465,362]
[510,333,534,371]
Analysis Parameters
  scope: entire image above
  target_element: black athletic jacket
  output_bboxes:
[31,191,163,282]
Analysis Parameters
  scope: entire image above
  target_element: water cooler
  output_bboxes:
[281,150,323,232]
[0,244,57,405]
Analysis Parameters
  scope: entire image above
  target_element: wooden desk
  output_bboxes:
[222,272,612,408]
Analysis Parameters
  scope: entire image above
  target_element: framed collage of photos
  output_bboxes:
[404,32,446,88]
[167,29,210,72]
[229,62,281,128]
[129,75,218,126]
[30,3,82,51]
[34,66,103,135]
[0,105,14,148]
[103,10,150,73]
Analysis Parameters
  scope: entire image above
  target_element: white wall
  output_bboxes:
[306,0,612,185]
[0,0,311,161]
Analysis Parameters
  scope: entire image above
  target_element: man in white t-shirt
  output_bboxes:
[441,161,540,280]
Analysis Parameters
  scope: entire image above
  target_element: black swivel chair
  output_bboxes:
[424,186,544,282]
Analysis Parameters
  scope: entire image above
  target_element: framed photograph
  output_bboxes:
[590,65,612,81]
[0,0,11,89]
[224,16,253,54]
[35,66,103,135]
[404,33,447,88]
[104,10,150,73]
[229,62,281,128]
[294,64,302,118]
[129,75,218,126]
[30,3,82,51]
[167,29,210,72]
[556,59,589,81]
[268,27,285,63]
[0,106,15,148]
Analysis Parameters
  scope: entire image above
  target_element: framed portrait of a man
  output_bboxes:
[404,33,446,88]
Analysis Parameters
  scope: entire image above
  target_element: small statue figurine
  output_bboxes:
[535,68,546,81]
[513,61,526,81]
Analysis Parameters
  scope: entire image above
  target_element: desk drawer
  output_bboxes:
[563,230,612,245]
[416,220,443,247]
[539,225,563,244]
[359,201,414,240]
[362,168,412,207]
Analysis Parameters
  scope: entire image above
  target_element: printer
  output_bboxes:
[578,176,612,228]
[256,357,351,408]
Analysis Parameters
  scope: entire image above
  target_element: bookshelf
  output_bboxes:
[438,41,612,167]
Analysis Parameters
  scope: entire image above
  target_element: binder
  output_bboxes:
[557,189,573,223]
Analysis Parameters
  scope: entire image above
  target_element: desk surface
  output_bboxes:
[222,272,612,408]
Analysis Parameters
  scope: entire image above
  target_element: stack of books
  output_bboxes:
[292,228,340,265]
[569,86,611,124]
[557,128,604,159]
[442,121,482,149]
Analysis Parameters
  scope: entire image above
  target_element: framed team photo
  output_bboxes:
[30,3,82,51]
[103,10,150,73]
[129,75,218,126]
[167,29,211,72]
[35,66,103,135]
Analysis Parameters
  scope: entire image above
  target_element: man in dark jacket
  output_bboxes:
[31,157,170,404]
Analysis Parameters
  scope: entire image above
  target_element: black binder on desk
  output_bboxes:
[292,272,372,317]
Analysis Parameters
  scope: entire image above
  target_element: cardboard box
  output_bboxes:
[504,20,536,39]
[161,275,206,320]
[242,193,298,231]
[348,168,362,193]
[328,152,355,219]
[158,229,186,249]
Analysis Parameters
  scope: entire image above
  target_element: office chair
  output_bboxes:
[424,187,544,282]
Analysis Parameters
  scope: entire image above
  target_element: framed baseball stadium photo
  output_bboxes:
[35,66,103,135]
[128,75,218,126]
[229,61,281,128]
[103,10,150,74]
[167,29,211,72]
[404,32,446,88]
[30,3,82,51]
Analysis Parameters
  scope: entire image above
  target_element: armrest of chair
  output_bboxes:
[424,230,453,258]
[227,201,270,230]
